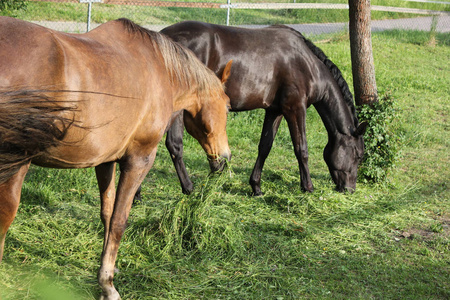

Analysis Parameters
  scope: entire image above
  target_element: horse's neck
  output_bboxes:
[172,83,201,114]
[313,90,356,137]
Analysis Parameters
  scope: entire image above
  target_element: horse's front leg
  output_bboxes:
[283,102,314,192]
[0,162,30,262]
[165,113,194,195]
[249,109,283,196]
[98,150,156,300]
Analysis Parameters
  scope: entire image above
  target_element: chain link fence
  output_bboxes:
[4,0,449,35]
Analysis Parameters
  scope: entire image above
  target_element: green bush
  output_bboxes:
[357,93,401,183]
[0,0,27,16]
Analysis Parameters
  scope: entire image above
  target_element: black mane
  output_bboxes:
[303,37,358,126]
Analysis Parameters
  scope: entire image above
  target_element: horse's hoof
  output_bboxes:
[252,189,263,197]
[181,181,194,195]
[182,186,194,195]
[301,186,314,193]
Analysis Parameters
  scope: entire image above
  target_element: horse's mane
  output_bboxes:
[117,18,224,99]
[271,25,358,127]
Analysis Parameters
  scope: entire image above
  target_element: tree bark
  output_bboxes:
[349,0,378,105]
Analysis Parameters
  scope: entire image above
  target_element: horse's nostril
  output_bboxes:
[336,185,356,194]
[208,155,229,172]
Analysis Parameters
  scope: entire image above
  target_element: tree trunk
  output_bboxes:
[348,0,378,105]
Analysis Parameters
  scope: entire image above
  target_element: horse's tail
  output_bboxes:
[300,34,358,126]
[0,90,75,184]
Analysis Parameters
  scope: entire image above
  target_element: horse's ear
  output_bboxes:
[355,121,368,136]
[221,60,233,84]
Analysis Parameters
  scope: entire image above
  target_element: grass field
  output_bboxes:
[0,30,449,299]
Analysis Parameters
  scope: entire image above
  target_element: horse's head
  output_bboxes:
[323,122,367,193]
[183,60,233,173]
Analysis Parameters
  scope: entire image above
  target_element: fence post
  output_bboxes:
[80,0,102,32]
[226,0,231,25]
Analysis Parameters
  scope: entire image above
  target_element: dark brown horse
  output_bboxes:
[160,21,367,195]
[0,17,231,299]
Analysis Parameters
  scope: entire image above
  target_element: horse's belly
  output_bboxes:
[32,111,168,169]
[32,155,104,169]
[29,121,133,168]
[32,142,125,169]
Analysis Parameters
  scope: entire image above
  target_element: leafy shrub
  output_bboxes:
[0,0,27,16]
[357,93,401,183]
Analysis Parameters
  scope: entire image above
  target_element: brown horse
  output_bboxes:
[0,17,231,299]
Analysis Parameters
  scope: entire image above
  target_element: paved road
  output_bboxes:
[33,15,449,34]
[239,15,450,34]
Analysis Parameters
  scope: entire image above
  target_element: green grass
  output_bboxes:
[1,30,449,299]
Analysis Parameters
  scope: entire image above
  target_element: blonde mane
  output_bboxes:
[117,18,224,100]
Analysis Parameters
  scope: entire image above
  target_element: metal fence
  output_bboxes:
[13,0,450,34]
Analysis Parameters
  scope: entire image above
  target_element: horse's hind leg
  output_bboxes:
[166,113,194,195]
[95,162,116,252]
[249,109,283,196]
[0,162,30,262]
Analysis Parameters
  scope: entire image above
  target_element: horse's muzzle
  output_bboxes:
[336,185,356,194]
[331,170,357,193]
[208,152,231,173]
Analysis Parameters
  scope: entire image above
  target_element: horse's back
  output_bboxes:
[0,18,161,89]
[162,21,329,110]
[162,21,314,65]
[0,17,121,88]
